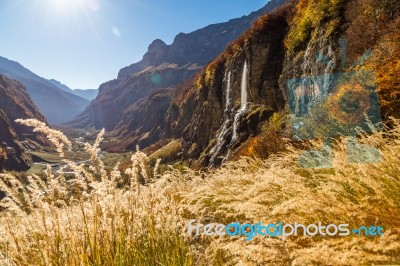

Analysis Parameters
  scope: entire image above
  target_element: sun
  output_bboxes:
[47,0,100,13]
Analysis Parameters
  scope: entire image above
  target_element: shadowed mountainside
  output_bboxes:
[0,75,48,171]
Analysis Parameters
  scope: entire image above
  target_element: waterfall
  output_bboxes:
[225,71,232,111]
[209,70,233,165]
[209,61,249,166]
[240,61,248,110]
[232,61,248,141]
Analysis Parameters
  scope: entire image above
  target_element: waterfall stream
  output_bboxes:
[240,61,248,110]
[225,71,232,111]
[232,61,248,141]
[209,61,249,166]
[209,70,232,165]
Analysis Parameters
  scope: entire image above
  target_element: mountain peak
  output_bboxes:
[148,39,167,50]
[116,0,287,81]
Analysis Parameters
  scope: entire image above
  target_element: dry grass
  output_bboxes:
[0,120,192,266]
[177,119,400,265]
[0,118,400,265]
[148,139,182,164]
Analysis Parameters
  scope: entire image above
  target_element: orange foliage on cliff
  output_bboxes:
[345,0,400,118]
[376,56,400,118]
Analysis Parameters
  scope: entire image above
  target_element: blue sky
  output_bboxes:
[0,0,267,90]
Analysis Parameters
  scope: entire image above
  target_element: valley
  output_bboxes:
[0,0,399,265]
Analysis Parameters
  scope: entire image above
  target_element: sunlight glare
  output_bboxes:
[49,0,81,10]
[47,0,100,13]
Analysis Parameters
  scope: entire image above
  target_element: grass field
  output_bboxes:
[0,118,399,265]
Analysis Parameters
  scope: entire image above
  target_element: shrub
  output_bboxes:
[235,112,287,159]
[344,0,400,118]
[0,147,7,171]
[285,0,346,54]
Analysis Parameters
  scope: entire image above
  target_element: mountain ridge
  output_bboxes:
[48,79,98,101]
[117,0,287,80]
[0,56,90,124]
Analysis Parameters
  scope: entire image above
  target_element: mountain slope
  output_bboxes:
[48,79,98,101]
[0,57,90,124]
[67,0,287,130]
[0,75,48,171]
[70,89,98,101]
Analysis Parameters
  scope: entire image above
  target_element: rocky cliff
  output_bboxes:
[190,0,398,166]
[179,7,290,166]
[0,75,48,171]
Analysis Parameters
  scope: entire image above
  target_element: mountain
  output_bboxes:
[67,0,288,130]
[70,89,98,101]
[0,57,90,124]
[69,0,399,169]
[47,79,72,93]
[97,0,399,169]
[48,79,98,101]
[100,2,291,160]
[0,75,48,171]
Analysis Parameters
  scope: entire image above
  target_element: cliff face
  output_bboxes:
[84,64,198,131]
[67,0,288,130]
[0,75,48,171]
[180,9,290,166]
[278,0,399,148]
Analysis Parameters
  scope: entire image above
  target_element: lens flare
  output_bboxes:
[88,0,100,11]
[112,27,121,37]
